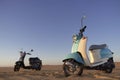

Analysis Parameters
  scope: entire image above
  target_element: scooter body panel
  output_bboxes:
[63,26,114,67]
[71,34,82,53]
[89,48,113,65]
[63,52,84,64]
[100,48,113,58]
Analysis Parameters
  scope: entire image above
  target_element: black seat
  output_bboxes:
[89,44,107,50]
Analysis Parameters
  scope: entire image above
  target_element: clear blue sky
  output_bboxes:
[0,0,120,67]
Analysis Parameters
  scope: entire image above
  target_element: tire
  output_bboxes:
[37,62,42,71]
[63,61,84,77]
[14,64,20,72]
[104,58,114,73]
[32,63,41,71]
[105,68,113,73]
[36,65,41,71]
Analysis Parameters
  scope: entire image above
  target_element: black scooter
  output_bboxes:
[14,49,42,71]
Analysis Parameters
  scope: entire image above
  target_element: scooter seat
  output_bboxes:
[89,44,107,50]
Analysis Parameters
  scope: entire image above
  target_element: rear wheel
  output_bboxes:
[35,64,42,71]
[63,60,84,77]
[105,68,113,73]
[31,63,42,71]
[37,61,42,71]
[37,65,42,71]
[104,58,115,73]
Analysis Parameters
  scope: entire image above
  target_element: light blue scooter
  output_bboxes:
[62,17,115,77]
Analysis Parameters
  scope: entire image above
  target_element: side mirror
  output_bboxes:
[31,49,34,52]
[112,52,114,54]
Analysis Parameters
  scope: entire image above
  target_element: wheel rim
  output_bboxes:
[65,65,74,74]
[63,62,84,76]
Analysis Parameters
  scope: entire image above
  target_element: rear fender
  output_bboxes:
[63,52,84,64]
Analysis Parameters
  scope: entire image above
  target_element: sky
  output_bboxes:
[0,0,120,67]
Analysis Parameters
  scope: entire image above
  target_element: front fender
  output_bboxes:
[16,61,21,64]
[63,52,84,64]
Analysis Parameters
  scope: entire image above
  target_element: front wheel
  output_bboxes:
[14,64,20,72]
[63,60,84,77]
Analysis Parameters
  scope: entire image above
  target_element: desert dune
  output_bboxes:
[0,63,120,80]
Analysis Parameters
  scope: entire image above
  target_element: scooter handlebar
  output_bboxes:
[80,26,87,33]
[27,53,31,55]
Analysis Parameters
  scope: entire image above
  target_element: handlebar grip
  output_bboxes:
[83,26,86,29]
[80,26,87,33]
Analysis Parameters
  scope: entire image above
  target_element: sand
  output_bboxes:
[0,63,120,80]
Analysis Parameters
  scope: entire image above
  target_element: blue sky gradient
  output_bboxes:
[0,0,120,66]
